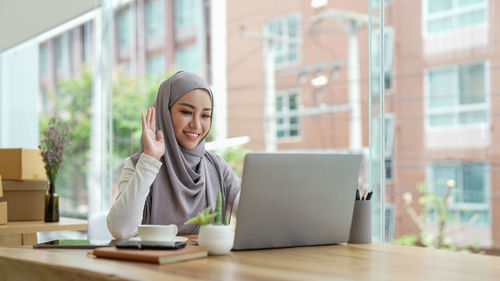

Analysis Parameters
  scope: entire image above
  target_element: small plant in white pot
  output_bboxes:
[185,192,233,255]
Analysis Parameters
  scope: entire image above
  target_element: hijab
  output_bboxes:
[130,71,239,234]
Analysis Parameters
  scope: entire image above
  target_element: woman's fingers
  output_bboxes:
[141,113,147,133]
[151,107,156,132]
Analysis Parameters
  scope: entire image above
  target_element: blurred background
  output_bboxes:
[1,0,499,253]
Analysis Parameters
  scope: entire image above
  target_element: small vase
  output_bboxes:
[45,183,59,222]
[198,224,234,255]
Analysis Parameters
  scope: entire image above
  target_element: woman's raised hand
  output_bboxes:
[141,107,165,160]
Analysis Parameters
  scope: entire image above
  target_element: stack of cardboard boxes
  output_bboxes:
[0,148,48,221]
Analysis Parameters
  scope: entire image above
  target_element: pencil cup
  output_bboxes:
[348,200,372,244]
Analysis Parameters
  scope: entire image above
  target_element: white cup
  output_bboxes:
[137,224,178,241]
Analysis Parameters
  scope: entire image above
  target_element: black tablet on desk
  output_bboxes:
[33,239,114,249]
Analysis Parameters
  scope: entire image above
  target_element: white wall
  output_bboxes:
[0,40,40,148]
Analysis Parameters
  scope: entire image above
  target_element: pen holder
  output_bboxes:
[348,200,371,244]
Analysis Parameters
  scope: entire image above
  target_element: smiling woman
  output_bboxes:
[106,71,241,240]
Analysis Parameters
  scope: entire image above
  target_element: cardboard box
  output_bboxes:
[0,148,46,180]
[2,180,48,221]
[0,201,6,224]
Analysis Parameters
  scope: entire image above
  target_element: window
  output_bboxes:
[384,115,394,181]
[175,44,201,74]
[145,0,164,38]
[146,54,166,77]
[372,27,394,94]
[117,8,131,49]
[265,13,301,66]
[39,44,48,75]
[372,114,394,180]
[423,0,488,36]
[425,61,488,128]
[276,90,300,139]
[428,162,489,225]
[174,0,196,28]
[54,37,63,71]
[372,0,391,7]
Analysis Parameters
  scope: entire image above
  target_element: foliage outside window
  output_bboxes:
[423,0,488,36]
[426,61,488,128]
[265,12,301,66]
[276,89,300,139]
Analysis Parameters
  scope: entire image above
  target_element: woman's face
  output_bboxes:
[170,89,212,150]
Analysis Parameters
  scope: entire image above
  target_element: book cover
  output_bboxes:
[93,245,207,264]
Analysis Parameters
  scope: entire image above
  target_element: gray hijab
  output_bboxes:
[131,71,239,234]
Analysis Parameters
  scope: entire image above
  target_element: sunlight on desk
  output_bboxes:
[0,243,499,281]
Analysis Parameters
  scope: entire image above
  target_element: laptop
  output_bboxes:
[232,152,361,250]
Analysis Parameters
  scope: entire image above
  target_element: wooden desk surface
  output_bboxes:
[0,217,87,235]
[0,243,499,281]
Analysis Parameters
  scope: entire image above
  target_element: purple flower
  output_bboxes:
[39,114,71,186]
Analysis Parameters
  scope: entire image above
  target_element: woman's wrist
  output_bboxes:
[143,150,162,160]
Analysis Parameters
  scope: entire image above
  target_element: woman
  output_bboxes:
[107,71,241,240]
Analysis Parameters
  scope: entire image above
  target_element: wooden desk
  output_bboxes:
[0,243,499,281]
[0,217,87,246]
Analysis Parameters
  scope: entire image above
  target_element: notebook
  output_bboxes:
[233,152,361,250]
[93,245,207,264]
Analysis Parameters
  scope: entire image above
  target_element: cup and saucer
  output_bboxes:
[130,224,188,242]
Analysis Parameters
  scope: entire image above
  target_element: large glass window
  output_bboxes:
[145,0,165,38]
[423,0,488,36]
[265,13,301,66]
[426,62,487,128]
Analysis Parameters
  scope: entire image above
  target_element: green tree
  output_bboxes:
[40,71,92,217]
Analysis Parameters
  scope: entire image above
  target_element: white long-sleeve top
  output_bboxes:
[106,153,239,240]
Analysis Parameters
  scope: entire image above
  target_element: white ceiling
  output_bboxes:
[0,0,99,52]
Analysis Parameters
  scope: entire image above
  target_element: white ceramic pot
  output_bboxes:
[198,224,234,255]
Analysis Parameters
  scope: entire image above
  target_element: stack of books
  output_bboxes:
[93,245,208,264]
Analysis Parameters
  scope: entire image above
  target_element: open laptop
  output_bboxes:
[232,152,361,250]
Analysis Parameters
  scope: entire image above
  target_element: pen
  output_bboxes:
[366,190,373,201]
[361,191,367,200]
[355,185,360,201]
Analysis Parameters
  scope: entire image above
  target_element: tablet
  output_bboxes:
[33,239,114,249]
[115,240,186,250]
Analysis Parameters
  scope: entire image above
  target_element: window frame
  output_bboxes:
[422,0,489,38]
[424,60,490,131]
[275,88,301,140]
[426,162,491,225]
[372,26,394,94]
[264,12,302,68]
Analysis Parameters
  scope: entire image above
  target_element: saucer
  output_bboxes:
[129,236,188,242]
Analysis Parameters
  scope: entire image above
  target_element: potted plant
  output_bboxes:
[39,114,71,222]
[185,192,234,255]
